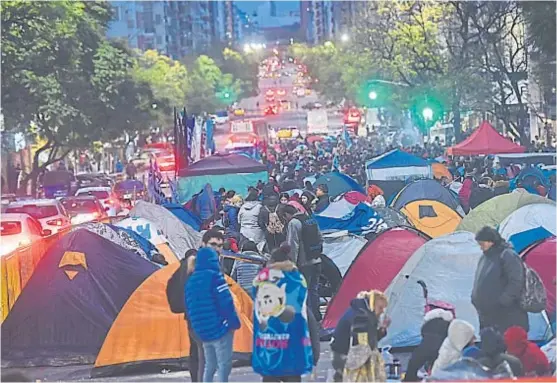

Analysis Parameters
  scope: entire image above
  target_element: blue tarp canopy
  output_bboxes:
[365,149,431,181]
[163,202,203,231]
[367,149,429,169]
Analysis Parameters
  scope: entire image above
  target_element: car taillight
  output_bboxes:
[46,218,64,226]
[19,238,31,247]
[92,212,100,219]
[106,199,113,204]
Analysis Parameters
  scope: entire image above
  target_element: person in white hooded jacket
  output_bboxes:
[238,189,266,246]
[431,319,476,375]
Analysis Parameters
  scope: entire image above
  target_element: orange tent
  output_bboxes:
[431,162,452,181]
[93,263,253,377]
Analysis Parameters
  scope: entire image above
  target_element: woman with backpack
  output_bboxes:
[258,194,286,252]
[238,189,266,247]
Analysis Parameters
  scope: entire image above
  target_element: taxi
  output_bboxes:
[233,108,245,116]
[276,126,300,139]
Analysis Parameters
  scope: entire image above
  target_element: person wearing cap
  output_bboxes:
[471,226,528,334]
[314,184,330,213]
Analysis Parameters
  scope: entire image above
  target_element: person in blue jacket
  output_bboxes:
[185,245,241,382]
[223,194,242,234]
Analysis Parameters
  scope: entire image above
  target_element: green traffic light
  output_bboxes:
[422,107,433,120]
[368,91,378,100]
[224,92,230,99]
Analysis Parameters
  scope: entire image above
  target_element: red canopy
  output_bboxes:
[447,121,525,155]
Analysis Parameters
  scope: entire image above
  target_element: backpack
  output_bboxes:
[500,250,547,313]
[166,259,188,314]
[265,206,285,235]
[520,262,547,313]
[295,215,323,260]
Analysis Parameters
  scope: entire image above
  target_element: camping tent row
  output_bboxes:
[1,228,254,377]
[0,201,202,322]
[322,228,554,348]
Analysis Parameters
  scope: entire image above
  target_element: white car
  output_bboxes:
[0,213,50,256]
[75,187,121,217]
[5,200,70,235]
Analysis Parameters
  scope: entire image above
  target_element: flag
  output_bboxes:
[206,118,216,154]
[331,153,340,172]
[168,176,179,204]
[315,202,388,235]
[342,126,353,149]
[148,158,166,205]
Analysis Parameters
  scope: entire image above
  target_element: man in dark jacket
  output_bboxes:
[279,204,323,321]
[314,184,330,212]
[404,309,453,381]
[471,226,528,334]
[258,194,286,251]
[185,247,241,382]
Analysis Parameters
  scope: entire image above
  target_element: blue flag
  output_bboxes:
[315,203,388,235]
[206,119,216,154]
[331,154,340,172]
[342,126,353,149]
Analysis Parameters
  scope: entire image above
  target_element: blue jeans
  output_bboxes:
[202,330,234,382]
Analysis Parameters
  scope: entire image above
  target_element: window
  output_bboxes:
[6,205,58,219]
[76,190,109,199]
[0,221,22,236]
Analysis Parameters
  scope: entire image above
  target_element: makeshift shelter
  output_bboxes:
[108,225,161,260]
[315,199,388,236]
[391,179,464,216]
[398,200,462,238]
[380,231,549,348]
[130,201,201,258]
[322,228,429,330]
[521,238,556,314]
[365,149,432,200]
[92,263,253,377]
[314,172,366,198]
[447,121,525,155]
[1,230,158,367]
[373,207,412,229]
[71,222,150,260]
[116,217,179,265]
[163,202,202,231]
[498,203,556,253]
[177,153,268,202]
[457,190,555,234]
[510,166,551,195]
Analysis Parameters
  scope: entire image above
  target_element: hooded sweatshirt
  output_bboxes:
[504,326,549,376]
[239,201,266,244]
[252,260,318,377]
[431,319,476,374]
[404,309,453,381]
[185,248,241,342]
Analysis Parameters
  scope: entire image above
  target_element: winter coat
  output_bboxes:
[252,260,318,377]
[458,178,474,212]
[231,250,267,293]
[286,213,322,268]
[471,244,528,333]
[185,248,241,342]
[330,298,387,356]
[493,180,510,196]
[223,204,240,233]
[477,327,524,377]
[431,319,476,375]
[504,326,550,376]
[404,310,452,381]
[238,201,265,244]
[469,185,494,210]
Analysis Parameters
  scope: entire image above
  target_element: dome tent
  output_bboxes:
[456,190,555,234]
[391,179,464,216]
[398,199,462,238]
[521,238,556,314]
[314,172,366,199]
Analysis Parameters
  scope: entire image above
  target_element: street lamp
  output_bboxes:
[368,91,377,100]
[340,33,349,42]
[422,107,433,121]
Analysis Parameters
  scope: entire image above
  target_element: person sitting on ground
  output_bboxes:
[230,240,268,298]
[504,326,550,376]
[431,319,476,375]
[404,309,454,381]
[252,244,320,382]
[330,290,391,382]
[476,327,524,377]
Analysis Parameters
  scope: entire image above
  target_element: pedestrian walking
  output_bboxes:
[238,189,265,246]
[252,244,320,382]
[185,247,241,382]
[231,240,268,297]
[223,194,242,234]
[258,193,286,252]
[330,290,390,382]
[471,226,529,333]
[278,204,323,322]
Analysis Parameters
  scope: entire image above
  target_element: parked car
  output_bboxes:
[5,199,70,235]
[0,213,51,256]
[74,187,121,217]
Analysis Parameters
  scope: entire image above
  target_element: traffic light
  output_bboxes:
[410,95,445,132]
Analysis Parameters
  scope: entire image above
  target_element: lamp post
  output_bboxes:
[368,91,378,100]
[340,33,349,43]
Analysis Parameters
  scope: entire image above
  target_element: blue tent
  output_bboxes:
[549,184,556,201]
[391,179,464,216]
[163,202,202,231]
[510,166,551,195]
[314,172,365,198]
[365,150,431,180]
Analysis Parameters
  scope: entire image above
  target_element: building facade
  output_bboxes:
[300,0,335,44]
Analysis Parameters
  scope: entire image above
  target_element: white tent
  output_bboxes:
[323,231,367,276]
[130,201,201,258]
[380,231,550,348]
[116,217,169,246]
[498,203,557,252]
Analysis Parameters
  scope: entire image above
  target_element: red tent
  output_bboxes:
[447,121,525,155]
[321,227,429,330]
[521,237,556,314]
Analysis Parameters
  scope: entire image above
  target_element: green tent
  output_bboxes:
[457,190,555,233]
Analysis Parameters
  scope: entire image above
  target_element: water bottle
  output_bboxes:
[381,346,397,379]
